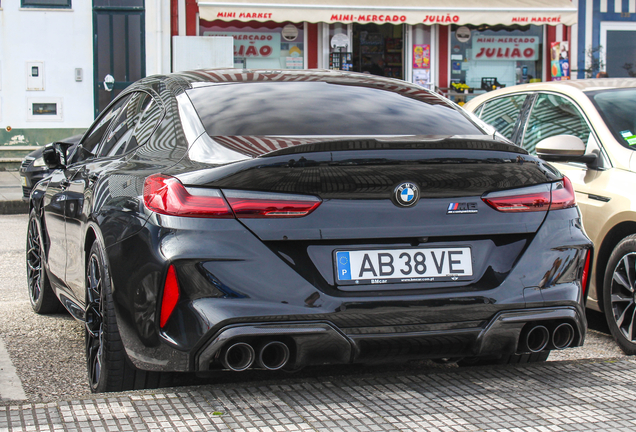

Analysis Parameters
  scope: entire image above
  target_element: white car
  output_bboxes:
[465,78,636,355]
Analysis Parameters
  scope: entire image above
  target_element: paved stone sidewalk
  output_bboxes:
[2,358,636,432]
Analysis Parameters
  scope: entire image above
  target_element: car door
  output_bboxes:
[519,92,612,253]
[42,95,129,303]
[64,91,163,301]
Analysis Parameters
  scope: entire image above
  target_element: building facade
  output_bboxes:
[0,0,171,152]
[173,0,577,102]
[575,0,636,78]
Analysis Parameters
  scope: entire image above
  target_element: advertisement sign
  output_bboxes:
[206,9,578,27]
[413,44,430,69]
[550,41,570,80]
[205,32,281,58]
[472,35,539,61]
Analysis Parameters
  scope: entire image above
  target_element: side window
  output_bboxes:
[80,96,130,157]
[523,93,591,155]
[479,95,527,140]
[98,92,148,157]
[126,96,164,154]
[97,92,163,158]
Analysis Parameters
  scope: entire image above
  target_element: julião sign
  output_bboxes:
[472,36,539,61]
[205,32,281,58]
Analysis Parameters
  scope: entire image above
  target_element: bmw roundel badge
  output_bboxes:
[393,182,420,207]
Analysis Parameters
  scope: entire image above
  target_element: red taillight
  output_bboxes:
[581,249,592,298]
[143,174,233,218]
[160,265,180,328]
[550,176,576,210]
[224,190,322,218]
[482,184,551,212]
[482,177,576,213]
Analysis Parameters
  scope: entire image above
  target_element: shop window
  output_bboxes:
[450,25,543,90]
[21,0,71,8]
[200,21,304,70]
[523,94,590,155]
[479,94,527,141]
[350,23,404,79]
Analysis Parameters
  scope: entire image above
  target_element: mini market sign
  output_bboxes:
[472,35,539,61]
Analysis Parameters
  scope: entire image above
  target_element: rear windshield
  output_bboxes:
[187,81,483,136]
[587,88,636,150]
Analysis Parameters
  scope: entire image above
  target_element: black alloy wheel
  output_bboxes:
[85,246,105,392]
[26,209,60,314]
[84,240,172,392]
[604,234,636,355]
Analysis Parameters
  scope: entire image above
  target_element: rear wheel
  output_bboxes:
[85,240,173,392]
[603,235,636,355]
[26,209,61,314]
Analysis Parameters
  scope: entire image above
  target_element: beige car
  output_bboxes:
[465,78,636,354]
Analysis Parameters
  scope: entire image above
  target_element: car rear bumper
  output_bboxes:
[192,304,585,372]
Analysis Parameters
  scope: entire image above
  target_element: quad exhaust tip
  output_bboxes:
[551,323,575,350]
[221,342,255,371]
[257,341,290,371]
[524,325,550,353]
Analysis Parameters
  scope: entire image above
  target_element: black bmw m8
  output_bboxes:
[26,69,592,392]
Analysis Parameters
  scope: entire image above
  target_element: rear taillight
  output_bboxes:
[144,174,321,218]
[549,176,576,210]
[143,174,233,218]
[482,177,576,213]
[223,189,322,218]
[482,184,551,212]
[160,265,180,328]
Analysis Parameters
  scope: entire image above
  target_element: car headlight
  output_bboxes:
[32,157,47,167]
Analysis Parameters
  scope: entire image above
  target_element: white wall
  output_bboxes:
[145,0,172,76]
[0,2,94,130]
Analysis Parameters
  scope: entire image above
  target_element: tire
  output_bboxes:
[458,351,550,366]
[85,240,173,392]
[26,209,62,314]
[602,234,636,355]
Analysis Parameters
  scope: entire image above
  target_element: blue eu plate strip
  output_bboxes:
[336,251,351,280]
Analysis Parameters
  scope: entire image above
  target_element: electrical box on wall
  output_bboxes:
[26,62,44,91]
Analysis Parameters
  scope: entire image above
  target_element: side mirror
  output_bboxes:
[42,146,62,170]
[42,141,74,170]
[535,135,598,165]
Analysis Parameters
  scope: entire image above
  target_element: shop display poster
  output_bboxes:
[550,41,570,81]
[413,44,430,69]
[413,69,430,88]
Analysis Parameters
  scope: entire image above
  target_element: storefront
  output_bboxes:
[175,0,576,94]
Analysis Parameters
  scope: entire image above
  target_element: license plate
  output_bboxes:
[335,247,473,285]
[21,176,27,187]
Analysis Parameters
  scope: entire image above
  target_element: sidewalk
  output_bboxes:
[0,171,28,215]
[2,358,636,431]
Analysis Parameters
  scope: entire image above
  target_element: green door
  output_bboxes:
[93,1,145,117]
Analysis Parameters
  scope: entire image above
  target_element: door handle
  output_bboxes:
[88,173,99,184]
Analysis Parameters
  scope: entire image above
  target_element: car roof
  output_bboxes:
[168,68,433,94]
[464,78,636,112]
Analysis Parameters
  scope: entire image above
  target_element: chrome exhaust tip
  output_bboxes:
[221,342,255,371]
[552,323,575,350]
[524,325,550,353]
[257,341,290,371]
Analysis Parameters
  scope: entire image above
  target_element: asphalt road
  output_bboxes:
[0,213,627,404]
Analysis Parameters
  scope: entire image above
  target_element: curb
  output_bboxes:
[0,200,29,215]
